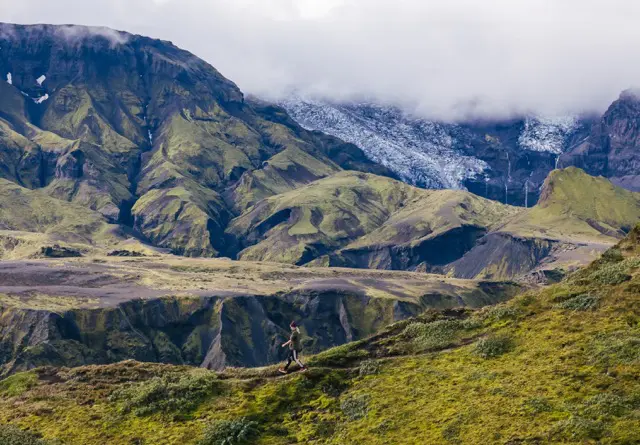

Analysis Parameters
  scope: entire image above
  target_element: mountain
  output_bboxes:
[227,168,639,280]
[1,23,638,285]
[279,96,599,206]
[449,167,640,280]
[561,89,640,192]
[0,23,392,257]
[0,225,637,444]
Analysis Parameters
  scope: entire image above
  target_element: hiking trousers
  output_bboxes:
[284,349,305,370]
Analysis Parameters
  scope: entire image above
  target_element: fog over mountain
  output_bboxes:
[2,0,640,120]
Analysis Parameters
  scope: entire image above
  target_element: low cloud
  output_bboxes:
[56,25,129,46]
[1,0,639,120]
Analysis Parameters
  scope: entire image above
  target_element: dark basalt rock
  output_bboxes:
[38,245,83,258]
[107,250,146,257]
[561,90,640,192]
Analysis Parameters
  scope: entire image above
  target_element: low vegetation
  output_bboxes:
[0,225,637,444]
[108,369,221,417]
[197,418,259,445]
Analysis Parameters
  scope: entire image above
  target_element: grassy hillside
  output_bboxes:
[0,179,123,257]
[1,226,638,444]
[227,171,521,267]
[227,168,637,279]
[503,167,640,243]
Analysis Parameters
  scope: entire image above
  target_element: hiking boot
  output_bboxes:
[278,368,288,375]
[300,366,308,372]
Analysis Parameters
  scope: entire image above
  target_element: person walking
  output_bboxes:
[278,321,307,374]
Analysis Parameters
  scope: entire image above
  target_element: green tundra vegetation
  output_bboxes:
[0,225,637,444]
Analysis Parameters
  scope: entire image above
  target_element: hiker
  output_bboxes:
[278,321,307,374]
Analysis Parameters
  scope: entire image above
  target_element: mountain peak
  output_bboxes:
[0,22,243,105]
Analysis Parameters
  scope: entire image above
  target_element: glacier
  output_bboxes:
[280,96,487,189]
[280,95,582,192]
[518,115,580,155]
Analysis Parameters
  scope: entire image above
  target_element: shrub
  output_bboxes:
[197,418,259,445]
[588,332,640,367]
[483,305,522,322]
[0,425,55,445]
[460,316,482,330]
[556,294,600,311]
[341,393,370,421]
[600,247,624,263]
[587,262,631,286]
[584,393,631,417]
[474,335,513,359]
[552,416,604,441]
[309,342,368,368]
[403,320,463,351]
[109,369,221,416]
[522,397,553,414]
[358,360,380,377]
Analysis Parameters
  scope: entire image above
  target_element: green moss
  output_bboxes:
[0,371,38,397]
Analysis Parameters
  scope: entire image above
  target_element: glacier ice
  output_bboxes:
[280,96,487,190]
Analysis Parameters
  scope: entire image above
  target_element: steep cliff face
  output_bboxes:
[561,90,640,192]
[0,283,520,375]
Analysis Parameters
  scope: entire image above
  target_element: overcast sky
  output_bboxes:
[1,0,639,120]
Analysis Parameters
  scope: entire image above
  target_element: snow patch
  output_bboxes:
[6,72,11,85]
[36,75,46,86]
[518,115,580,154]
[280,96,488,189]
[33,94,49,104]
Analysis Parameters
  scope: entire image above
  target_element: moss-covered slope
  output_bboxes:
[0,228,638,444]
[227,171,521,267]
[0,23,392,257]
[0,178,122,255]
[503,167,640,243]
[227,168,638,279]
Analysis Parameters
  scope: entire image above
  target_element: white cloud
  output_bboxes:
[1,0,639,120]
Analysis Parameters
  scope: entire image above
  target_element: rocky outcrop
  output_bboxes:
[445,233,556,280]
[561,90,640,192]
[323,225,488,271]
